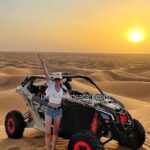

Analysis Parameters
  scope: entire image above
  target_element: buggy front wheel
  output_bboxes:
[68,130,104,150]
[118,119,145,149]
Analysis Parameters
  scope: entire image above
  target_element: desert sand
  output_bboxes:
[0,52,150,150]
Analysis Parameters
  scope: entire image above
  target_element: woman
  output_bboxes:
[38,54,80,150]
[45,72,66,150]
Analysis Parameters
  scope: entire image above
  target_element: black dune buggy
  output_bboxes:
[5,72,145,150]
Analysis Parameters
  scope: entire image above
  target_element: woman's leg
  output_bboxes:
[51,117,61,150]
[45,115,53,150]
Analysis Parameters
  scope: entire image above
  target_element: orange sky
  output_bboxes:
[0,0,150,53]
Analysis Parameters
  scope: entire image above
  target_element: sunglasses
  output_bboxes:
[54,78,61,81]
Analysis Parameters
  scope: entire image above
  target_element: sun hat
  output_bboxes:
[52,72,62,80]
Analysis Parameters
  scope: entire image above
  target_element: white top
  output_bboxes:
[45,81,70,104]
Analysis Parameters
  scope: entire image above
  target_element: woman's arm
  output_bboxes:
[38,54,49,81]
[64,93,85,106]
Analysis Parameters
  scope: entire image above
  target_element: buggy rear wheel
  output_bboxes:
[68,130,104,150]
[5,110,25,139]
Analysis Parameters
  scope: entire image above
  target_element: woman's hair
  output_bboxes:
[60,84,67,93]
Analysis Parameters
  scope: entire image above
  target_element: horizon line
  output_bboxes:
[0,50,150,55]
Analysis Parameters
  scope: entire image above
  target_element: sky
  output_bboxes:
[0,0,150,53]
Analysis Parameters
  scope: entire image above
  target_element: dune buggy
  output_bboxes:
[5,72,145,150]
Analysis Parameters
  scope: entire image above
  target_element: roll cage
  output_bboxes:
[21,72,104,95]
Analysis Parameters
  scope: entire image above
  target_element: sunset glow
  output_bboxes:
[0,1,150,53]
[129,31,144,43]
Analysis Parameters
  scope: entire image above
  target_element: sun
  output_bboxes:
[129,31,144,43]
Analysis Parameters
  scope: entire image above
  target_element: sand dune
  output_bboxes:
[0,76,26,90]
[100,81,150,102]
[0,67,34,90]
[89,70,150,82]
[139,71,150,78]
[0,89,27,125]
[89,70,115,81]
[0,52,150,150]
[0,66,32,76]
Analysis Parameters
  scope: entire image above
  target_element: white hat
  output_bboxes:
[52,72,62,79]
